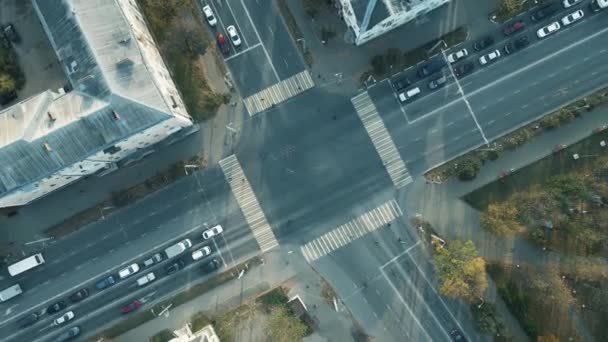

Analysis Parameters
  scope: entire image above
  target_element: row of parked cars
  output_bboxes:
[393,0,589,104]
[201,4,242,55]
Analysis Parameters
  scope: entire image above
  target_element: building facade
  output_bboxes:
[0,0,194,208]
[338,0,451,45]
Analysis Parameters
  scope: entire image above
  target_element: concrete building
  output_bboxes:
[338,0,451,45]
[0,0,194,209]
[169,323,220,342]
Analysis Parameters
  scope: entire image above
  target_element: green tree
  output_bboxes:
[547,174,587,202]
[265,305,307,342]
[384,48,402,69]
[0,73,16,93]
[433,240,487,303]
[480,202,525,235]
[457,157,482,181]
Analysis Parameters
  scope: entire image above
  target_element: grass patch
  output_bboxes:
[363,26,467,82]
[91,256,263,341]
[277,0,314,66]
[425,87,608,183]
[190,312,212,333]
[149,329,176,342]
[137,0,226,122]
[43,156,205,240]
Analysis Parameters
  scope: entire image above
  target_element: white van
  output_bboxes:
[0,284,22,302]
[8,253,45,276]
[398,87,421,103]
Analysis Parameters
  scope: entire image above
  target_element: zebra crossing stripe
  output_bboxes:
[219,155,278,253]
[243,70,315,115]
[351,92,413,188]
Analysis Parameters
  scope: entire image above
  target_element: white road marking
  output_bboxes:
[239,0,278,80]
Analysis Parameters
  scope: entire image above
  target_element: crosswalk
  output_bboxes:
[219,155,279,253]
[243,70,315,116]
[300,200,403,263]
[351,92,413,188]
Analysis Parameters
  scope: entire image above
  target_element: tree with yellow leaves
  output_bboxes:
[433,240,487,303]
[480,202,525,235]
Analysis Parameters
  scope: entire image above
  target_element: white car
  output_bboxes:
[118,263,140,279]
[561,10,584,26]
[202,225,223,239]
[53,311,74,326]
[537,22,561,38]
[479,49,501,65]
[226,25,241,47]
[562,0,583,8]
[446,48,468,64]
[192,246,212,260]
[202,5,217,26]
[136,272,156,286]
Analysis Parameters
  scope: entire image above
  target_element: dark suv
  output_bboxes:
[17,313,39,329]
[531,3,558,21]
[165,259,186,275]
[47,301,66,314]
[391,75,411,92]
[473,36,494,51]
[201,259,221,274]
[453,62,475,78]
[69,288,89,303]
[417,59,446,78]
[504,36,530,54]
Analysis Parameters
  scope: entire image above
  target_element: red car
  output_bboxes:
[503,21,525,35]
[121,299,140,314]
[216,33,229,55]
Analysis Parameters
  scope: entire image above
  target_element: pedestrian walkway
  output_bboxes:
[243,70,314,116]
[351,92,413,188]
[300,199,402,262]
[219,155,278,253]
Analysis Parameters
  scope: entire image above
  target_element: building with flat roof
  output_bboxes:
[338,0,450,45]
[0,0,194,209]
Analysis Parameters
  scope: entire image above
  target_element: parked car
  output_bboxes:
[391,75,411,92]
[537,22,561,38]
[446,48,468,64]
[428,75,447,90]
[202,225,224,239]
[226,25,241,47]
[118,263,140,279]
[165,259,186,275]
[53,311,74,326]
[47,300,66,314]
[95,275,116,291]
[563,0,583,7]
[192,246,212,260]
[202,5,217,26]
[398,87,421,103]
[450,328,467,341]
[55,326,80,341]
[121,299,141,314]
[453,62,474,78]
[504,36,530,54]
[69,288,89,303]
[479,49,501,65]
[216,33,230,55]
[531,3,559,21]
[143,253,163,267]
[201,259,221,274]
[417,59,446,78]
[473,36,494,51]
[17,313,39,328]
[136,272,156,287]
[1,24,19,43]
[561,9,584,26]
[503,20,525,35]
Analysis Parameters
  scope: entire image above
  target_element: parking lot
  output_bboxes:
[0,0,66,107]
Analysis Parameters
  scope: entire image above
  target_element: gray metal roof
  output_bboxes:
[0,0,181,197]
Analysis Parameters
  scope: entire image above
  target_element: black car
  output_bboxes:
[473,36,494,51]
[531,3,558,21]
[17,313,39,329]
[417,59,446,78]
[450,328,467,341]
[165,259,186,275]
[453,62,474,78]
[69,288,89,303]
[56,326,80,341]
[504,36,530,54]
[428,75,447,90]
[1,24,19,43]
[391,75,411,92]
[201,259,221,274]
[47,301,66,314]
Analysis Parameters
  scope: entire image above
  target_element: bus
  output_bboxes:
[8,253,45,276]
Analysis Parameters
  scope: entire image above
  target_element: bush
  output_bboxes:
[471,303,506,336]
[457,157,482,181]
[150,329,176,342]
[258,287,289,312]
[190,312,212,332]
[540,114,562,129]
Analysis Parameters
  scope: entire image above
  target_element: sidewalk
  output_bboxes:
[112,245,355,342]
